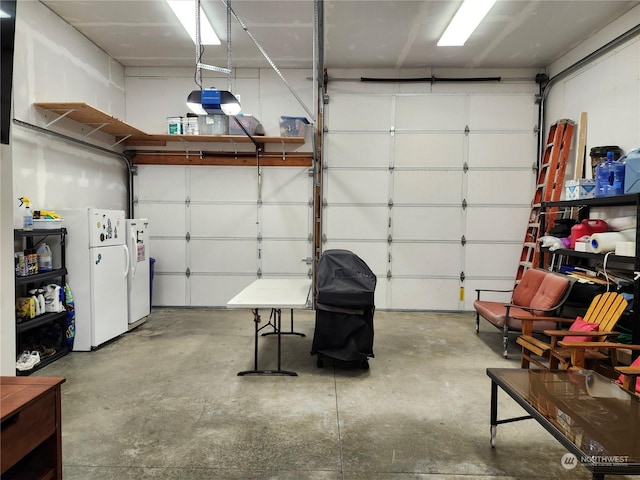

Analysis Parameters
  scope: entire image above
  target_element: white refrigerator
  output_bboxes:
[61,208,129,351]
[126,218,150,328]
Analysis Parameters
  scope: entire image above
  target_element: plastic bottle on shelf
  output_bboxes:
[595,152,625,197]
[19,197,33,231]
[37,242,53,271]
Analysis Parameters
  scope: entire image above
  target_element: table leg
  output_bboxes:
[490,380,498,448]
[277,308,282,370]
[238,309,261,376]
[237,307,298,377]
[489,379,532,447]
[262,308,306,337]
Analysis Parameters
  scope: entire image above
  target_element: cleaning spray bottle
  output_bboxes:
[19,197,33,231]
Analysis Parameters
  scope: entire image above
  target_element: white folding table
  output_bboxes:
[227,278,312,376]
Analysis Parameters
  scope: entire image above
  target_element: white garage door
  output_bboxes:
[323,92,538,311]
[134,164,313,306]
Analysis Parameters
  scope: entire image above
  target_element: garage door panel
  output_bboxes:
[328,95,393,131]
[153,274,186,306]
[323,241,388,275]
[394,134,465,168]
[135,165,186,201]
[325,133,391,168]
[467,170,534,204]
[261,205,310,238]
[325,206,388,240]
[466,206,530,241]
[393,206,462,240]
[392,243,461,276]
[190,166,257,201]
[469,95,536,130]
[261,241,311,274]
[190,275,256,307]
[191,204,257,237]
[469,133,536,168]
[149,239,186,272]
[137,203,186,236]
[261,167,310,202]
[394,170,463,204]
[326,170,389,204]
[191,239,257,273]
[465,244,522,278]
[395,95,466,130]
[390,278,460,310]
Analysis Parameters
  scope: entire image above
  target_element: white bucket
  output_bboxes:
[167,116,182,135]
[182,116,199,135]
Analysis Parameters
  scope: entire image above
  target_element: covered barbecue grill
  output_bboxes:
[311,249,376,369]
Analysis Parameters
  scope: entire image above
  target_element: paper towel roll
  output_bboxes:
[606,216,637,231]
[590,230,636,253]
[615,241,636,256]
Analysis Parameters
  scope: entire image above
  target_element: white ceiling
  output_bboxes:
[39,0,640,70]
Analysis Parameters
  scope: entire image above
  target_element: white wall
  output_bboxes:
[12,0,129,226]
[545,5,640,163]
[124,66,313,136]
[2,1,130,373]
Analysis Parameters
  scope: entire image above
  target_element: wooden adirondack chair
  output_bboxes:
[516,291,628,370]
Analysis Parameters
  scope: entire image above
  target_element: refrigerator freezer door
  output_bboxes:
[90,244,128,346]
[127,219,151,324]
[88,209,126,248]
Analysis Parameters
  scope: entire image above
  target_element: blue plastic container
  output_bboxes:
[595,152,625,197]
[624,148,640,193]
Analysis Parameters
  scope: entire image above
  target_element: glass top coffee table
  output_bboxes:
[487,368,640,479]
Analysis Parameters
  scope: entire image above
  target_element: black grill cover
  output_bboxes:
[316,249,376,308]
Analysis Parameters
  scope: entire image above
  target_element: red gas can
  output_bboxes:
[570,219,609,248]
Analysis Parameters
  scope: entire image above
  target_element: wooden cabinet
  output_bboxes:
[0,376,65,480]
[539,193,640,347]
[14,228,69,375]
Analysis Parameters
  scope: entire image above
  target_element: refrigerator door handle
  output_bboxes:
[130,228,138,279]
[123,244,130,278]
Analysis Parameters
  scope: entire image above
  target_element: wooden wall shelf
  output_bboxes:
[35,102,306,150]
[130,152,313,167]
[35,102,146,137]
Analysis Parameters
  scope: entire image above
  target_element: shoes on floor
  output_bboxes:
[16,350,41,371]
[35,344,56,358]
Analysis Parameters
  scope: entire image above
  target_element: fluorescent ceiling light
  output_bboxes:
[0,9,11,18]
[167,1,220,45]
[437,0,497,47]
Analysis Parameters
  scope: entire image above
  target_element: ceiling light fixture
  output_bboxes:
[167,0,220,45]
[184,0,241,117]
[187,89,241,116]
[437,0,497,47]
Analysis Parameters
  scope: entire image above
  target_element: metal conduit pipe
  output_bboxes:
[12,117,133,215]
[539,23,640,166]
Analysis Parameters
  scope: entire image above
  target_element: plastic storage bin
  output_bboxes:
[198,114,229,135]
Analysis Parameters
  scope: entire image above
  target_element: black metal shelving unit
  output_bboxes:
[539,193,640,347]
[14,227,69,375]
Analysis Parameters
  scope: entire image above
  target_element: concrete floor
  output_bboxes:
[36,308,636,479]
